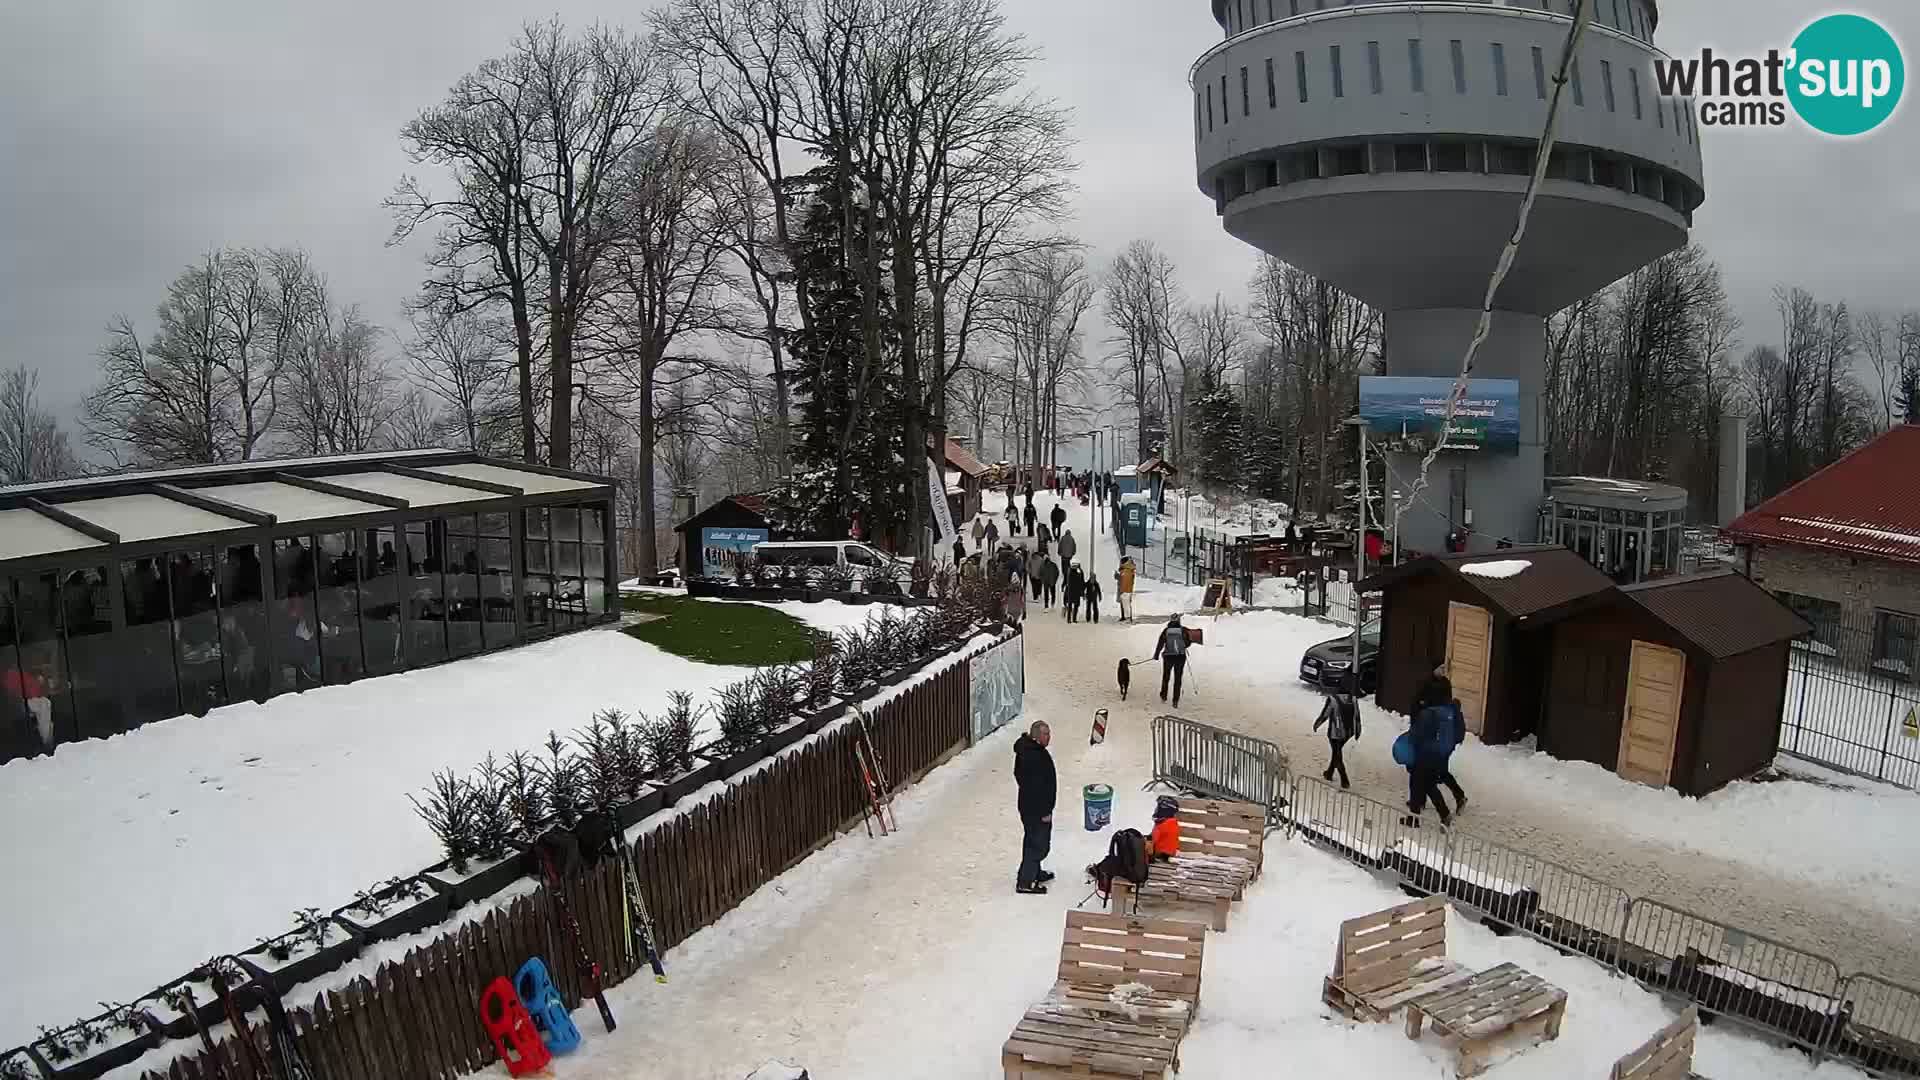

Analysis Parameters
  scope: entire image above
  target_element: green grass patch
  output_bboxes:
[620,593,823,667]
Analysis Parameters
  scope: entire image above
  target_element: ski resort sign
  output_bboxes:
[969,635,1023,745]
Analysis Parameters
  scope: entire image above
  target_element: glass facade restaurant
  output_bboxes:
[1537,476,1689,585]
[0,452,617,764]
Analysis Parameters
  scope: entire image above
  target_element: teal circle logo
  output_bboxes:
[1787,14,1904,136]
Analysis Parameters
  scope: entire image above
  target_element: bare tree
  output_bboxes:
[1104,239,1182,461]
[1860,310,1898,431]
[0,365,79,484]
[404,305,511,452]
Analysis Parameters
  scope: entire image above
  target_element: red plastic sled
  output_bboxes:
[481,976,553,1076]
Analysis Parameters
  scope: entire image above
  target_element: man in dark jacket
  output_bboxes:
[1013,721,1057,893]
[1050,503,1067,537]
[1403,676,1457,826]
[1023,501,1038,536]
[1152,614,1191,707]
[1312,674,1360,788]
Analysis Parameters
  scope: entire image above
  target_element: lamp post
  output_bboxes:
[1345,416,1369,674]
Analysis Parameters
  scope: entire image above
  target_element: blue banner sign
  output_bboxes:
[701,527,769,579]
[1358,376,1520,455]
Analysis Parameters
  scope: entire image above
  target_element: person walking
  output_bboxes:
[1013,720,1056,893]
[1082,572,1102,623]
[1036,522,1052,547]
[1058,527,1077,567]
[951,536,966,567]
[1152,614,1190,707]
[1050,502,1067,537]
[1063,561,1085,623]
[1114,556,1137,622]
[972,516,986,550]
[984,518,1000,557]
[1312,674,1361,789]
[1006,491,1021,537]
[1403,678,1457,827]
[1039,555,1060,610]
[1023,501,1038,537]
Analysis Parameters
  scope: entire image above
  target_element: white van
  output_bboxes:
[750,540,910,590]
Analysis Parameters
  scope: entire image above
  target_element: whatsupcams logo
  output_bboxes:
[1652,13,1904,136]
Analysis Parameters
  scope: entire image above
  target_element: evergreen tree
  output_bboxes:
[1243,420,1292,500]
[774,163,914,540]
[1896,365,1920,425]
[1191,380,1245,491]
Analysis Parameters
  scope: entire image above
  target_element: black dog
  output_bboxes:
[1116,658,1131,700]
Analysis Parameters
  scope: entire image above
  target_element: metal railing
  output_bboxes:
[1154,721,1920,1076]
[1148,714,1289,821]
[1780,613,1920,789]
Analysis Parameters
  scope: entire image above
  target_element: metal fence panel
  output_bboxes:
[1279,778,1426,870]
[1148,714,1289,819]
[1780,614,1920,790]
[1619,897,1848,1056]
[1431,831,1631,966]
[1834,974,1920,1078]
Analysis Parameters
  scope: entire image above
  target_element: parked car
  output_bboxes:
[1299,617,1380,694]
[750,540,911,590]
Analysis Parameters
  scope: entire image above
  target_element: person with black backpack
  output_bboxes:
[1086,827,1152,902]
[1312,673,1361,789]
[1013,720,1057,894]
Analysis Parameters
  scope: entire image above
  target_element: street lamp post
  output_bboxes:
[1345,416,1370,678]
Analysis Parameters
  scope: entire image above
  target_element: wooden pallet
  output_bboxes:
[1404,962,1569,1078]
[1002,912,1208,1079]
[1110,858,1241,931]
[1610,1007,1701,1080]
[1322,895,1475,1022]
[1169,798,1267,891]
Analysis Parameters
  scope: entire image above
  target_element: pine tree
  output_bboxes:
[1244,421,1292,500]
[774,161,914,540]
[1896,365,1920,425]
[1191,381,1246,491]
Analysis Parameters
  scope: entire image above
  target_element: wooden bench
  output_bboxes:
[1404,962,1569,1078]
[1322,895,1477,1022]
[1610,1007,1701,1080]
[1109,798,1267,931]
[1001,912,1207,1079]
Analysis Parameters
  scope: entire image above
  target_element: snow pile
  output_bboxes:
[0,626,757,1049]
[1461,559,1532,579]
[730,597,884,634]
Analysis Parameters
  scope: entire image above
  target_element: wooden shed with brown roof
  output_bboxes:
[1541,569,1810,796]
[1361,546,1617,745]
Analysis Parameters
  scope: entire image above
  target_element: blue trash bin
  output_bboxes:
[1082,783,1113,831]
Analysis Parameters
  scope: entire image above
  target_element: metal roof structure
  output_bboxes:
[0,451,616,574]
[1546,475,1690,510]
[1723,424,1920,566]
[1359,544,1617,622]
[1622,569,1811,660]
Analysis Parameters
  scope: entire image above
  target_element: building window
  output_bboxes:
[62,566,123,739]
[1222,75,1229,122]
[1656,88,1665,126]
[1611,0,1625,30]
[1367,41,1383,94]
[1206,84,1214,131]
[521,508,554,640]
[1408,39,1425,93]
[8,573,75,752]
[1237,0,1246,34]
[271,538,321,689]
[1873,610,1919,678]
[315,531,365,684]
[1450,39,1466,94]
[1267,57,1278,107]
[1629,66,1643,118]
[444,516,484,656]
[1492,43,1508,96]
[1296,50,1309,102]
[1329,45,1343,98]
[1570,59,1584,106]
[171,548,227,712]
[1290,0,1300,15]
[1777,591,1843,655]
[1601,59,1616,111]
[1683,99,1695,143]
[1532,46,1547,99]
[1241,66,1251,116]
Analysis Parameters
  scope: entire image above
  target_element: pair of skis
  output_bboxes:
[533,822,670,1037]
[852,708,897,837]
[189,958,316,1080]
[536,842,618,1034]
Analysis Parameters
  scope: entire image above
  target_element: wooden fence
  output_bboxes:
[139,650,985,1079]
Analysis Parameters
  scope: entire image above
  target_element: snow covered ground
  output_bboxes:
[0,624,770,1049]
[448,691,1852,1079]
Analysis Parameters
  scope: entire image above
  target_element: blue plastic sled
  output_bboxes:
[514,956,583,1054]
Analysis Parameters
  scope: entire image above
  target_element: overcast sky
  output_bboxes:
[2,0,1915,430]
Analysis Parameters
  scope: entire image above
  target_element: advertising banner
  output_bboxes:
[927,458,958,543]
[969,635,1024,745]
[700,527,768,579]
[1358,376,1521,455]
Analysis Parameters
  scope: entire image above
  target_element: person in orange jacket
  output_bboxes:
[1150,795,1180,862]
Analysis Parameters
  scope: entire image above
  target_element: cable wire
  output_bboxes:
[1390,0,1597,543]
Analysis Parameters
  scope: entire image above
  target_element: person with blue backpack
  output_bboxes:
[1398,672,1466,827]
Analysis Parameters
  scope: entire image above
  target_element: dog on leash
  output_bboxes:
[1116,657,1131,700]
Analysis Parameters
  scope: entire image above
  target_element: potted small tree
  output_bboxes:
[707,676,770,776]
[237,907,364,995]
[25,1001,159,1079]
[418,760,530,908]
[804,643,848,730]
[836,624,878,696]
[646,691,721,804]
[755,664,812,756]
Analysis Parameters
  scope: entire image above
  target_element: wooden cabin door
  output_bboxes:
[1618,640,1686,788]
[1445,602,1493,736]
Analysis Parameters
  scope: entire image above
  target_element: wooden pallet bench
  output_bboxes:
[1322,895,1477,1022]
[1110,855,1242,931]
[1404,961,1569,1078]
[1610,1007,1701,1080]
[1168,798,1266,897]
[1001,911,1207,1079]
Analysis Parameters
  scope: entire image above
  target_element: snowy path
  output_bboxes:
[536,600,1847,1080]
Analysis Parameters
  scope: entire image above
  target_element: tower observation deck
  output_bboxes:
[1193,0,1703,552]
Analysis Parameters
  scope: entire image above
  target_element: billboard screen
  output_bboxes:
[1358,376,1520,455]
[700,527,768,579]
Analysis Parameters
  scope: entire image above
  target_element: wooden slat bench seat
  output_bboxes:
[1002,912,1208,1079]
[1322,895,1477,1022]
[1168,798,1267,896]
[1404,961,1569,1078]
[1610,1007,1701,1080]
[1110,855,1244,931]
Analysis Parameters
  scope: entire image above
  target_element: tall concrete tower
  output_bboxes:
[1192,0,1703,552]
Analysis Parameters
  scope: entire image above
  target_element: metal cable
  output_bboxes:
[1390,0,1597,543]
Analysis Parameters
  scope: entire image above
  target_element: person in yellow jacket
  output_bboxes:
[1113,556,1137,622]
